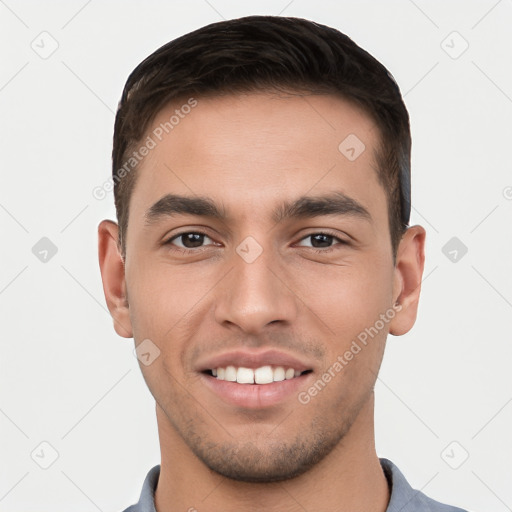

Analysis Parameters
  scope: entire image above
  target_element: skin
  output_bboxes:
[98,92,425,512]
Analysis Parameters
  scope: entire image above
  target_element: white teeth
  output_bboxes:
[255,365,273,384]
[225,365,237,382]
[237,367,254,384]
[273,366,285,382]
[212,365,305,384]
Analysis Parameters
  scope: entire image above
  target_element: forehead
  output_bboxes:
[128,92,386,229]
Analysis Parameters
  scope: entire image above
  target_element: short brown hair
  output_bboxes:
[112,15,411,259]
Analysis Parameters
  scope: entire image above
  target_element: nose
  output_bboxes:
[213,240,299,335]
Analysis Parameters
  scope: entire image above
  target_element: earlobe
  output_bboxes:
[389,225,426,336]
[97,220,133,338]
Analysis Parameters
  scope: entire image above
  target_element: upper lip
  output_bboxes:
[196,349,313,373]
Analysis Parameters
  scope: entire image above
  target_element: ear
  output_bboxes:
[389,225,426,336]
[98,220,133,338]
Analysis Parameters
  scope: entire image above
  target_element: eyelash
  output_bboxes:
[163,230,349,255]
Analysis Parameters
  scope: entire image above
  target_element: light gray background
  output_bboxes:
[1,1,511,511]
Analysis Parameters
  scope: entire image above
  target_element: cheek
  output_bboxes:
[126,261,217,379]
[127,261,204,331]
[289,256,394,341]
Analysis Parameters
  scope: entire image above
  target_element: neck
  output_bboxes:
[154,394,390,512]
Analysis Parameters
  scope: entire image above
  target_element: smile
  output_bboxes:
[206,365,311,384]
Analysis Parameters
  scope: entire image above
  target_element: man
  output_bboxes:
[98,15,469,512]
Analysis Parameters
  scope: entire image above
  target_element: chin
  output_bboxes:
[191,431,341,484]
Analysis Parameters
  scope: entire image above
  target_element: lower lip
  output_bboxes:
[200,373,312,409]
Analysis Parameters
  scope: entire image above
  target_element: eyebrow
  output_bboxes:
[144,191,371,226]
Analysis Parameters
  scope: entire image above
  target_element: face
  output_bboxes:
[99,92,424,482]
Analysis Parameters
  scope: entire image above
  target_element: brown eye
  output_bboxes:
[165,231,214,250]
[296,232,348,250]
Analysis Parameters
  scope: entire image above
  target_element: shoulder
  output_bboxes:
[380,458,470,512]
[120,464,161,512]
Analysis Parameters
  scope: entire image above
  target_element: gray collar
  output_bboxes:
[124,458,468,512]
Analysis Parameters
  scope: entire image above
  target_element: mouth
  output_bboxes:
[203,365,313,384]
[197,350,315,409]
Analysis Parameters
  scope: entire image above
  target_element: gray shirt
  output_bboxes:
[122,458,469,512]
